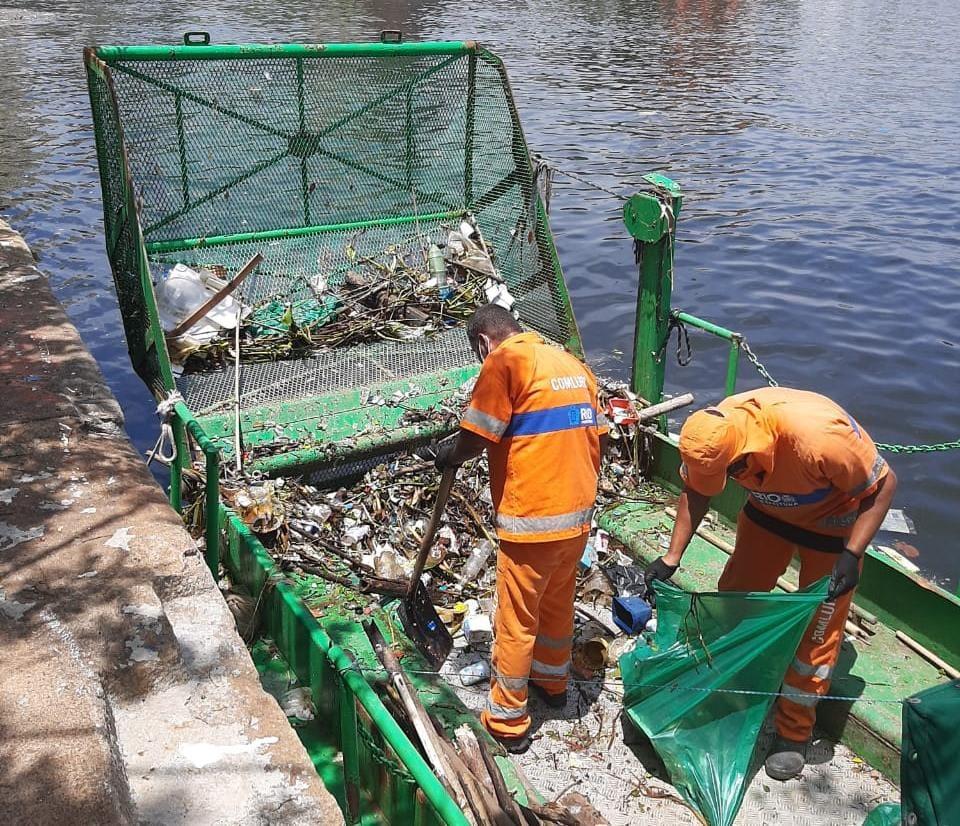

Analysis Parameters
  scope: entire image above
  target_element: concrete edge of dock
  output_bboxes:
[0,219,344,825]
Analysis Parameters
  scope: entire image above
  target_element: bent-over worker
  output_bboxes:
[435,305,608,753]
[644,387,897,780]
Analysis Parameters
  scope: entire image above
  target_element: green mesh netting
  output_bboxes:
[621,579,829,826]
[85,42,579,419]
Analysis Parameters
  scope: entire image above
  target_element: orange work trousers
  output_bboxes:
[718,509,862,743]
[481,534,588,740]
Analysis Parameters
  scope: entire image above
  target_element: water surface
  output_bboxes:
[1,0,957,586]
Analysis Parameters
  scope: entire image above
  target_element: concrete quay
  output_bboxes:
[0,218,343,825]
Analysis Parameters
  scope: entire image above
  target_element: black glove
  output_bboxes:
[827,549,861,601]
[644,556,678,586]
[434,439,461,472]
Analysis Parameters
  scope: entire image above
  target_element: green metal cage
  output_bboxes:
[84,38,581,471]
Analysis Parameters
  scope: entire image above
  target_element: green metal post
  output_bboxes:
[175,401,222,575]
[725,339,740,398]
[623,175,682,406]
[168,418,186,510]
[338,675,362,824]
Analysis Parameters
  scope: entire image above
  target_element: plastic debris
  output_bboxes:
[280,687,316,722]
[458,659,491,686]
[463,613,493,646]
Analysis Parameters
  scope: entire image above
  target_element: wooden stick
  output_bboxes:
[475,728,530,826]
[364,622,471,813]
[166,252,263,338]
[576,603,622,638]
[636,392,695,421]
[895,631,960,679]
[436,733,513,825]
[664,507,870,640]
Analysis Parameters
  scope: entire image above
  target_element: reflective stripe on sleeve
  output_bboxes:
[497,508,594,536]
[780,683,821,707]
[485,698,528,720]
[530,658,570,677]
[462,406,509,438]
[789,658,833,681]
[847,454,887,498]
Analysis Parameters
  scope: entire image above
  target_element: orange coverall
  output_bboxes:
[681,388,889,742]
[458,331,607,740]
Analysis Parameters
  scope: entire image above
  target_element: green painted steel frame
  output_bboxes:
[93,41,476,62]
[220,506,470,825]
[672,310,742,397]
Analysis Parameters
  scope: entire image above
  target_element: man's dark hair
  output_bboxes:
[466,304,521,344]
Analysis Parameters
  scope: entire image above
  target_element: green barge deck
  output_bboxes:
[84,32,960,825]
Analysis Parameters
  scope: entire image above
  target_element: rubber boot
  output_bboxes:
[530,682,567,708]
[491,731,532,755]
[764,736,807,781]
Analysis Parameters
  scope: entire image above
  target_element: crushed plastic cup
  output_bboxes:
[458,659,491,686]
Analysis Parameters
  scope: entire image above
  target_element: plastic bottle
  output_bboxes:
[460,540,495,582]
[428,243,452,299]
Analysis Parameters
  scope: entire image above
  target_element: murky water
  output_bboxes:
[1,0,957,587]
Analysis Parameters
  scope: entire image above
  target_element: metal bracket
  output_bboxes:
[183,31,211,46]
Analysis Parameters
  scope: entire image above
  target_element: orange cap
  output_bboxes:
[679,409,741,496]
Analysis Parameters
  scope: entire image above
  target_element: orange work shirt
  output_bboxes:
[459,331,609,543]
[682,388,888,535]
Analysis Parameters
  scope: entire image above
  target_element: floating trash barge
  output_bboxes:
[86,33,960,826]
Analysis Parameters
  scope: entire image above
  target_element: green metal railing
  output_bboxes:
[672,311,742,398]
[222,512,470,825]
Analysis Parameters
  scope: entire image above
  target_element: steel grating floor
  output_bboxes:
[441,622,898,825]
[176,326,475,416]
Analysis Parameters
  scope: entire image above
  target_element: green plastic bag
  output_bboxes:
[620,578,829,826]
[899,678,960,825]
[862,802,900,826]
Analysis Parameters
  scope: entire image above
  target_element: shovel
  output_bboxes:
[398,466,456,668]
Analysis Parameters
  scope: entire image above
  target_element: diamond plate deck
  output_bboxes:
[440,623,897,825]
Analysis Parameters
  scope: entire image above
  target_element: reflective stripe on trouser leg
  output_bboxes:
[775,548,859,742]
[531,535,585,696]
[482,534,588,737]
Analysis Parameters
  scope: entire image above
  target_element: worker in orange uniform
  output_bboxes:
[435,304,608,753]
[644,387,897,780]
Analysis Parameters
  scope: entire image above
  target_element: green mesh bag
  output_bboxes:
[620,579,829,826]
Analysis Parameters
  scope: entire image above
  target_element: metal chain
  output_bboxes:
[736,340,959,452]
[873,439,960,454]
[355,718,417,783]
[531,154,630,201]
[737,338,779,388]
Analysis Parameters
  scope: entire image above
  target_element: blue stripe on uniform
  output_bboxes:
[749,486,833,508]
[503,403,596,437]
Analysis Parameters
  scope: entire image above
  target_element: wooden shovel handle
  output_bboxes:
[407,466,457,600]
[166,252,263,339]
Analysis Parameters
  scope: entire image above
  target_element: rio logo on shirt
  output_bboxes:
[550,375,587,391]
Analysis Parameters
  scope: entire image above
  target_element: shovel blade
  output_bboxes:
[399,583,453,669]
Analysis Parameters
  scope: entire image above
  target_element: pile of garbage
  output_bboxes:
[158,216,516,373]
[217,382,664,629]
